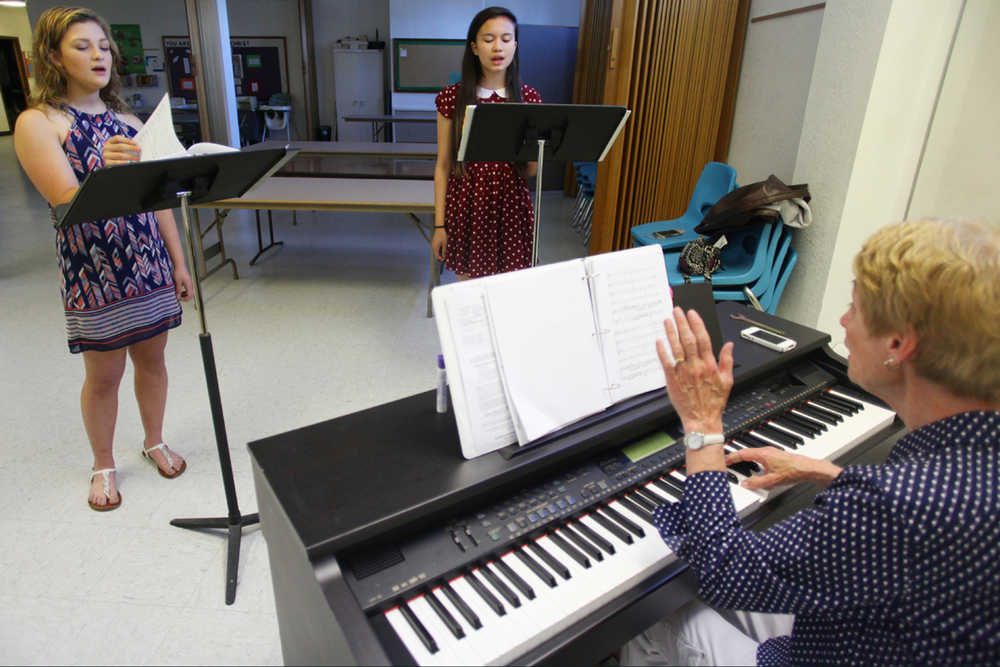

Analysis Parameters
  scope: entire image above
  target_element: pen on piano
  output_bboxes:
[436,354,449,413]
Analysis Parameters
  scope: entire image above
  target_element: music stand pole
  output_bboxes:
[532,138,545,266]
[170,190,258,606]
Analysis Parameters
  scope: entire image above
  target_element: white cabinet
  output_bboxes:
[333,48,384,142]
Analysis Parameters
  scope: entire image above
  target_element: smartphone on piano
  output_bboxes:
[740,326,797,353]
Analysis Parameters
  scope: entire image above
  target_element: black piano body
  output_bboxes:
[249,302,904,665]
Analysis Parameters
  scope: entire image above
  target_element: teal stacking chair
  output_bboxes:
[631,162,738,250]
[759,245,798,314]
[664,221,777,288]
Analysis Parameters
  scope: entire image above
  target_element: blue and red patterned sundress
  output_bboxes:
[55,105,182,353]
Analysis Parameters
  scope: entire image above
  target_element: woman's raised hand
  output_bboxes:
[102,135,141,166]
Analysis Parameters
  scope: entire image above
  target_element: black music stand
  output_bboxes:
[457,103,630,265]
[56,147,295,605]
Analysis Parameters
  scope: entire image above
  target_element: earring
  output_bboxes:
[883,357,897,368]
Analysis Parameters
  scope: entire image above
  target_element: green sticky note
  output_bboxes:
[623,432,676,463]
[247,54,262,67]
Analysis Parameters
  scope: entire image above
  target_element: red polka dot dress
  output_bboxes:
[435,83,542,278]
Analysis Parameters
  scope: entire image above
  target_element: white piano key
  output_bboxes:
[450,574,523,666]
[409,594,485,666]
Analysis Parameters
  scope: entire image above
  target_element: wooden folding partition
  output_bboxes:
[583,0,749,253]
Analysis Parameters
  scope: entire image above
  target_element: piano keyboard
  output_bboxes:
[376,386,896,665]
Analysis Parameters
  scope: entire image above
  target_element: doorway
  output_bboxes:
[0,36,30,135]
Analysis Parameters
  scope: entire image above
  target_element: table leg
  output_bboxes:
[250,209,284,265]
[409,212,441,318]
[193,208,239,280]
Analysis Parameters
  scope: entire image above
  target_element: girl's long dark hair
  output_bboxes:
[451,6,523,170]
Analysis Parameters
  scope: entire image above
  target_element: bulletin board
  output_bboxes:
[393,39,465,92]
[162,36,288,104]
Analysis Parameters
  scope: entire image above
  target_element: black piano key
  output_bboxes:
[494,557,535,600]
[618,495,655,525]
[772,415,818,437]
[639,484,671,505]
[399,599,439,654]
[548,531,591,569]
[757,424,802,448]
[441,581,481,630]
[561,524,604,561]
[466,570,506,616]
[576,518,616,555]
[653,477,683,501]
[655,475,685,497]
[626,488,658,512]
[515,546,558,588]
[782,410,826,433]
[814,394,858,415]
[527,540,571,580]
[480,563,521,608]
[797,402,842,425]
[426,588,465,639]
[596,505,642,541]
[734,432,778,450]
[827,387,865,411]
[728,459,759,478]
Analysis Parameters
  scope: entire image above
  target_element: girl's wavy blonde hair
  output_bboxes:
[853,218,1000,402]
[31,6,126,112]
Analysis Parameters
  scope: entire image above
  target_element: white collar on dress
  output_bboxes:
[477,86,507,99]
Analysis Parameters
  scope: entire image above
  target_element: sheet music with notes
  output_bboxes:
[432,244,674,457]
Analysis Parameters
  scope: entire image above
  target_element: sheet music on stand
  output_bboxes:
[433,244,674,459]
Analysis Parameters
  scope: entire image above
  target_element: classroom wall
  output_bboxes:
[1,4,36,97]
[387,0,581,112]
[782,0,968,345]
[725,0,823,184]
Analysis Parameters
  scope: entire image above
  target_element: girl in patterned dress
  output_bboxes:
[14,7,193,512]
[431,6,542,279]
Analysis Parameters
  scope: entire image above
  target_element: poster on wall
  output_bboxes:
[162,36,288,105]
[111,24,146,75]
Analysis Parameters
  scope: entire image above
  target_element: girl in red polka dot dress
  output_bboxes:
[432,6,542,279]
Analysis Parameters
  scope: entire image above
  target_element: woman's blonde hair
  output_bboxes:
[31,6,126,112]
[853,218,1000,402]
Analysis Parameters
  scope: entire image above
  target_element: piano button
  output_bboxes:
[575,515,616,555]
[467,569,506,616]
[548,530,590,568]
[528,539,571,580]
[560,523,604,561]
[515,546,558,588]
[480,562,521,608]
[441,579,481,630]
[756,424,801,448]
[385,605,439,665]
[426,588,465,639]
[601,503,645,539]
[772,415,817,437]
[494,556,535,600]
[618,495,655,525]
[590,508,634,544]
[782,410,826,433]
[796,403,842,425]
[399,597,439,655]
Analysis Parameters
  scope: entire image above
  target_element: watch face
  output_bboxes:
[684,432,704,449]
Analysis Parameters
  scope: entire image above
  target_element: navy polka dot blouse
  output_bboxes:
[653,410,1000,665]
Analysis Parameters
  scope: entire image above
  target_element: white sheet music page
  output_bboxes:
[133,93,187,161]
[432,282,517,458]
[484,260,610,445]
[585,245,674,403]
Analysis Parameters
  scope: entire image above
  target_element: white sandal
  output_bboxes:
[141,443,187,479]
[88,468,121,511]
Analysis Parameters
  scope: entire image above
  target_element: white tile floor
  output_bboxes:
[0,135,586,665]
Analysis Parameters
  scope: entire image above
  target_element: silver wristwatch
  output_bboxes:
[683,432,725,450]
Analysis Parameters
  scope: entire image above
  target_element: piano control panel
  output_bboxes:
[344,359,855,611]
